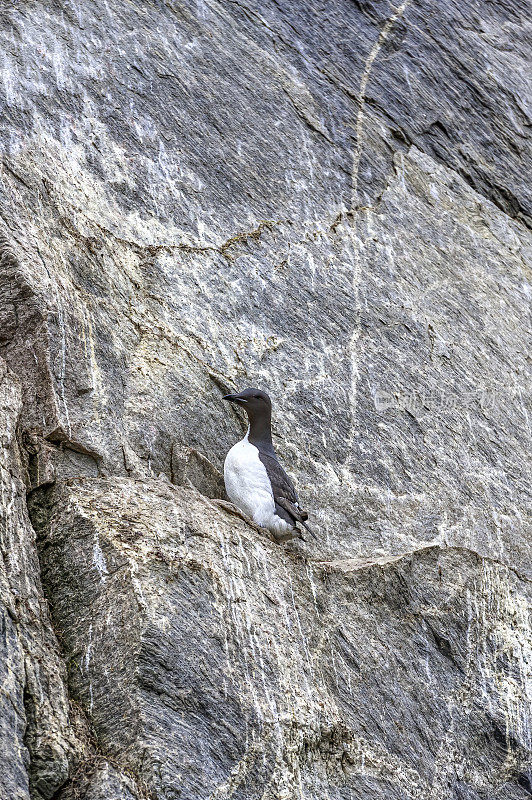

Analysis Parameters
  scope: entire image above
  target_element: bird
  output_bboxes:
[222,388,316,542]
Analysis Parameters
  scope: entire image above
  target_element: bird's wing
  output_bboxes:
[258,452,315,536]
[258,451,298,503]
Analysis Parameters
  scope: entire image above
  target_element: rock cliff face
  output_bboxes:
[0,1,530,798]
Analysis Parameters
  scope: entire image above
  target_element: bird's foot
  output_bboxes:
[211,499,242,516]
[211,500,265,534]
[211,501,305,544]
[272,528,305,544]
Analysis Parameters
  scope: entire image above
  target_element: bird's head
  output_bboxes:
[223,388,272,423]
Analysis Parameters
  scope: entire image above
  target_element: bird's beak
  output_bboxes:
[223,393,247,406]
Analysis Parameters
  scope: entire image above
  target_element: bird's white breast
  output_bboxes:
[223,432,291,535]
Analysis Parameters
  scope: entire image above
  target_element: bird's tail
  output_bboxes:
[301,519,318,540]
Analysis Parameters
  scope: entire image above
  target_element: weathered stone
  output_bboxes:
[0,0,530,796]
[34,477,532,800]
[0,359,73,800]
[57,761,139,800]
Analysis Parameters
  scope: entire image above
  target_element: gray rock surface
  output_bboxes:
[0,0,530,797]
[0,358,77,800]
[32,478,532,800]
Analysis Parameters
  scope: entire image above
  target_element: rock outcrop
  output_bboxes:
[0,0,530,798]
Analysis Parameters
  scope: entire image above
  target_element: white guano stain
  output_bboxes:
[351,0,413,209]
[93,533,108,581]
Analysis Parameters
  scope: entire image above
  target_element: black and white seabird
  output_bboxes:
[222,388,316,542]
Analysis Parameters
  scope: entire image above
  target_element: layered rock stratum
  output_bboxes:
[0,1,531,798]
